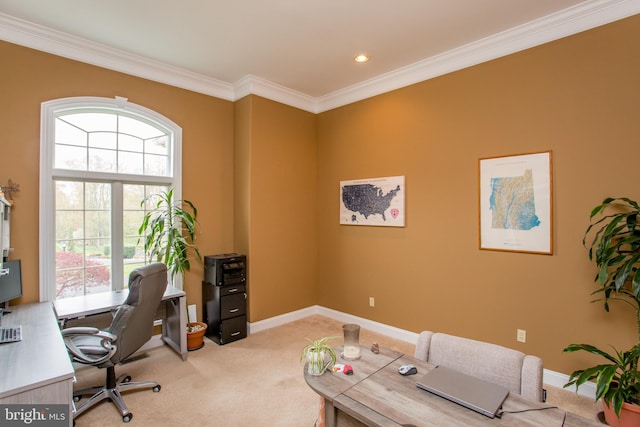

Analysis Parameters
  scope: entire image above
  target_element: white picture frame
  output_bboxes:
[340,176,405,227]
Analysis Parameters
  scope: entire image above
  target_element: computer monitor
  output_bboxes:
[0,259,22,309]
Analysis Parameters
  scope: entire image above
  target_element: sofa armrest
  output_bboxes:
[521,354,544,402]
[414,330,434,360]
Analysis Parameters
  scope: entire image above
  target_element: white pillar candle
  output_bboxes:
[343,345,360,359]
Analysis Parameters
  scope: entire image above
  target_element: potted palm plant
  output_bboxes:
[300,337,338,376]
[563,197,640,426]
[138,187,207,350]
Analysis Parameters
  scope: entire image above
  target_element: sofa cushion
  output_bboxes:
[427,333,525,395]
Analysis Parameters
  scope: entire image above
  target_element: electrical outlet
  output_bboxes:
[517,329,527,343]
[369,297,375,307]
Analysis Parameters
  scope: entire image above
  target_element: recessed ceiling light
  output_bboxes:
[354,54,370,63]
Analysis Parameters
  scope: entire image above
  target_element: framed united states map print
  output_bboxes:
[340,176,405,227]
[479,151,552,254]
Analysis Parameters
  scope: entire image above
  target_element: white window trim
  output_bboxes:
[39,96,182,302]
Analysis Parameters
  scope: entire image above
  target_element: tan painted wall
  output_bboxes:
[0,41,319,326]
[1,14,638,376]
[0,40,235,319]
[316,15,640,373]
[238,96,318,321]
[233,97,251,260]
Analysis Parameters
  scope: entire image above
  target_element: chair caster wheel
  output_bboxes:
[153,385,161,392]
[73,395,81,402]
[122,375,132,383]
[123,413,133,423]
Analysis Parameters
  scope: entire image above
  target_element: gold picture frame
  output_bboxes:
[479,151,552,254]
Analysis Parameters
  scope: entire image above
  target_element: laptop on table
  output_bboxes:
[416,365,509,418]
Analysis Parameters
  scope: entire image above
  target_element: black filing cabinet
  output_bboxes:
[202,253,247,344]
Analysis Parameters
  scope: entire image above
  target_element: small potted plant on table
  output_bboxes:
[301,337,338,376]
[138,187,207,350]
[563,197,640,426]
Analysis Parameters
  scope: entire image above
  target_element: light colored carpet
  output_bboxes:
[73,315,603,426]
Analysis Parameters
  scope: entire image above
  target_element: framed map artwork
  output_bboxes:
[479,151,552,254]
[340,176,405,227]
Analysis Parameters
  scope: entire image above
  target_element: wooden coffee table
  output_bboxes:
[304,345,602,427]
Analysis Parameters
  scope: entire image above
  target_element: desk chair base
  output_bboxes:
[74,366,161,423]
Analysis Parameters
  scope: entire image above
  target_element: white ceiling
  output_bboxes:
[0,0,638,112]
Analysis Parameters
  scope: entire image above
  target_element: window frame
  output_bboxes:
[39,96,182,301]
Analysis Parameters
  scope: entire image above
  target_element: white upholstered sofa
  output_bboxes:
[414,331,544,402]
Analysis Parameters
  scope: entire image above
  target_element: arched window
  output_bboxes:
[39,96,182,301]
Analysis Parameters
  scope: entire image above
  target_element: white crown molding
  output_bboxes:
[315,0,640,112]
[1,0,638,113]
[233,75,318,113]
[0,12,235,101]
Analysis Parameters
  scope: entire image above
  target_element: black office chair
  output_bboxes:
[62,263,168,423]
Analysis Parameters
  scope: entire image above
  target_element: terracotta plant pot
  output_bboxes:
[186,321,207,351]
[603,399,640,427]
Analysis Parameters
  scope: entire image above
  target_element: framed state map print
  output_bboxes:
[479,151,552,254]
[340,176,405,227]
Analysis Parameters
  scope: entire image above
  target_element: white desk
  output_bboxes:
[0,303,75,426]
[53,286,188,361]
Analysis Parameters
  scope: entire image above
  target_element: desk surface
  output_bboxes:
[305,347,602,427]
[52,286,188,361]
[53,285,184,319]
[0,302,75,399]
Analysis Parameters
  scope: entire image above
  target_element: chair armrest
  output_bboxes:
[61,326,116,340]
[61,326,98,336]
[62,327,118,365]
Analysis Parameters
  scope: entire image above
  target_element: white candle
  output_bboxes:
[344,345,360,359]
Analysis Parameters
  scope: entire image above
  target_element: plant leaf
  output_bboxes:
[137,188,202,285]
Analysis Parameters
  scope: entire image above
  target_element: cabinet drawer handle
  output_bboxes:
[231,332,241,336]
[228,288,238,293]
[229,308,239,313]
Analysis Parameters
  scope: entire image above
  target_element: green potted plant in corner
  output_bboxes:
[300,337,338,376]
[138,187,207,351]
[563,197,640,426]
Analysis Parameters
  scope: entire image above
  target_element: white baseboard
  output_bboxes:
[78,306,596,400]
[314,306,420,344]
[248,305,319,334]
[247,305,597,400]
[544,368,596,399]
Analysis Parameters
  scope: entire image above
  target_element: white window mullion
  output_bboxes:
[39,180,56,302]
[111,182,124,290]
[39,102,57,302]
[171,133,183,290]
